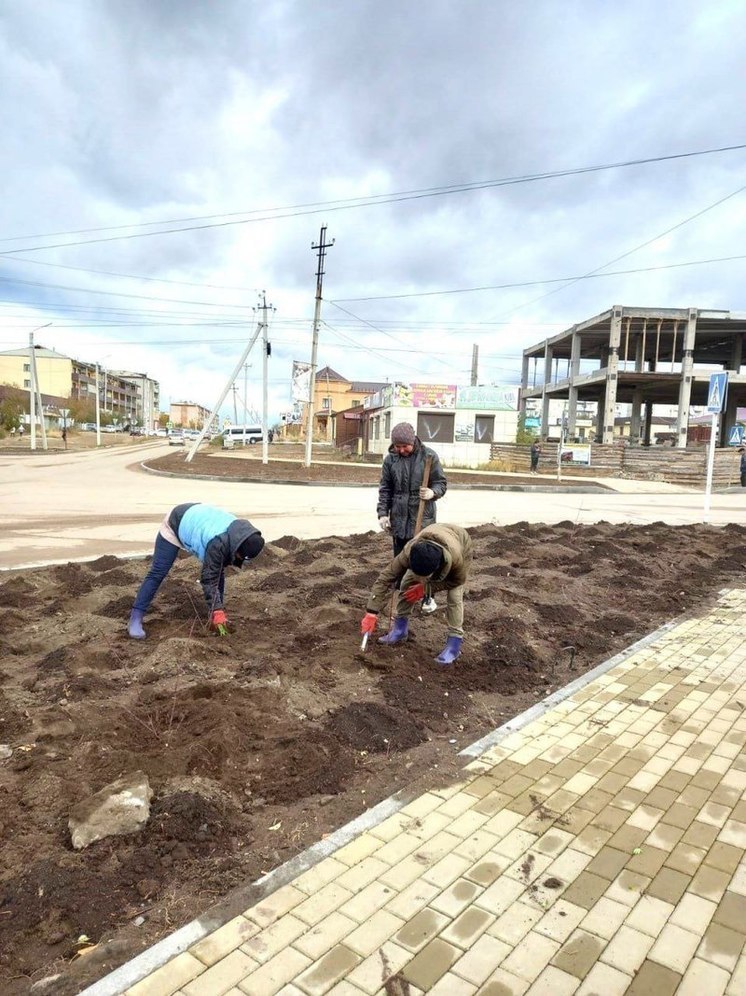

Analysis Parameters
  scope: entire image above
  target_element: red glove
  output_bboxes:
[403,583,425,604]
[211,609,229,635]
[361,612,378,635]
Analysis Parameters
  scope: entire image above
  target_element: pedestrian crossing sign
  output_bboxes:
[707,372,728,414]
[728,425,744,446]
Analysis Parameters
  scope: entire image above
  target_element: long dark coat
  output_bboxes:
[376,438,447,541]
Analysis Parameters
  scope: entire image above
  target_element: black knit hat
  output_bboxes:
[409,541,443,577]
[236,533,265,563]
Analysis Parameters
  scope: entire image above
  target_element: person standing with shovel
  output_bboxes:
[376,421,447,611]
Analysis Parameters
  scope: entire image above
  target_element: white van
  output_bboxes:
[223,425,263,447]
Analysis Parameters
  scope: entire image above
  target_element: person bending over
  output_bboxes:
[360,523,472,665]
[128,502,264,639]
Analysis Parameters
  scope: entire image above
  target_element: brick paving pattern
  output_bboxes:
[124,591,746,995]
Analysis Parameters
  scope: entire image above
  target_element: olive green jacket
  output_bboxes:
[367,523,473,636]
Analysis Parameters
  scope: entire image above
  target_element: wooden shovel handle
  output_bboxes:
[413,456,433,536]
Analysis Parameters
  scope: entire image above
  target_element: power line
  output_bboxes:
[0,273,256,310]
[331,252,746,302]
[3,143,745,255]
[488,182,746,321]
[0,255,264,293]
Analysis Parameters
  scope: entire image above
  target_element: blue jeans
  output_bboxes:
[133,535,225,613]
[133,534,181,612]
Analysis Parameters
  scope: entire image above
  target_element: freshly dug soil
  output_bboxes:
[143,450,609,489]
[1,521,744,994]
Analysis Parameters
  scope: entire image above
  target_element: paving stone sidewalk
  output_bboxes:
[119,591,746,996]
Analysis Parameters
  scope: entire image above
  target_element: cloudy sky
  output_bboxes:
[1,0,745,422]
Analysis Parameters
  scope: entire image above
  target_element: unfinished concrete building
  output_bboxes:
[520,306,746,447]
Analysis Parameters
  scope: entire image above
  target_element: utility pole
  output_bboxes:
[27,323,51,451]
[185,318,264,463]
[29,333,37,451]
[95,364,102,446]
[471,344,479,386]
[304,225,334,468]
[243,362,249,426]
[261,293,271,465]
[232,383,239,425]
[29,343,48,450]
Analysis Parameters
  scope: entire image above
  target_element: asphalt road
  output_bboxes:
[1,443,744,570]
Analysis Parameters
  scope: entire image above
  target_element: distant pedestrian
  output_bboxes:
[18,424,24,437]
[61,427,67,449]
[10,426,15,437]
[530,439,542,474]
[739,447,746,488]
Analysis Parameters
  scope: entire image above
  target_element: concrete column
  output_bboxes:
[540,343,553,438]
[729,334,743,373]
[635,333,645,372]
[630,388,643,444]
[567,332,582,436]
[676,309,697,448]
[601,308,622,445]
[595,386,606,443]
[567,386,578,438]
[723,340,740,440]
[518,354,529,419]
[643,400,653,446]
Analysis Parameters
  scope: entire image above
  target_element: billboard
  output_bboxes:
[560,443,591,466]
[393,383,457,409]
[456,385,517,411]
[291,361,311,402]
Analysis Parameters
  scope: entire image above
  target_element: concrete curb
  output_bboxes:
[139,462,608,494]
[79,613,685,996]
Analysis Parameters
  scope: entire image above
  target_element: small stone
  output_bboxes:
[0,745,12,760]
[133,916,145,926]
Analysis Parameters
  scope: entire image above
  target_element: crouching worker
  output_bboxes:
[128,502,265,639]
[360,523,473,664]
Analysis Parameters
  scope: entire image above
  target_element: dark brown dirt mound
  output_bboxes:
[87,555,124,572]
[258,732,356,804]
[380,675,469,728]
[148,790,237,845]
[326,702,427,753]
[51,563,94,596]
[0,577,35,608]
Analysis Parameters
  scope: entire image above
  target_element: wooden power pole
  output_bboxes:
[304,225,334,468]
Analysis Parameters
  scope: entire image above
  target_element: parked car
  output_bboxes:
[168,431,185,446]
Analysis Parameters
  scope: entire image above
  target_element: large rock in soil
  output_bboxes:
[69,771,152,850]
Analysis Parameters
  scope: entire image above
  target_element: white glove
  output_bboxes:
[378,515,391,531]
[419,487,435,500]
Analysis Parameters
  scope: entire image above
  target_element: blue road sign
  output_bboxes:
[728,425,744,446]
[707,372,728,414]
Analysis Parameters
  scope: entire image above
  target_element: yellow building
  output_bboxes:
[312,367,388,440]
[0,346,73,398]
[170,401,213,429]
